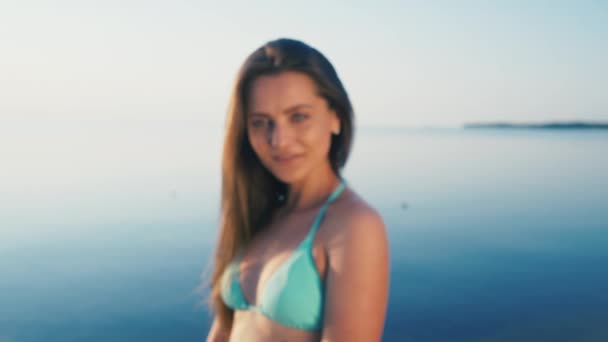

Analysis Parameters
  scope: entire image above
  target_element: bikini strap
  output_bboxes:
[302,179,347,246]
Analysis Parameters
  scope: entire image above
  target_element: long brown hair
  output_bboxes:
[207,37,355,330]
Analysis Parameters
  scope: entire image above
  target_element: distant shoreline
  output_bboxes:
[463,121,608,130]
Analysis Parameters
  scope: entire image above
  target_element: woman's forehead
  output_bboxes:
[247,72,323,114]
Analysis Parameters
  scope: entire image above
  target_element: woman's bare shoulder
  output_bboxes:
[322,187,386,246]
[320,187,389,341]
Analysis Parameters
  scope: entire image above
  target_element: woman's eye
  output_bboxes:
[251,118,269,128]
[291,113,309,122]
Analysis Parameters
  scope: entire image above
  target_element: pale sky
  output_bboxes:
[1,0,607,127]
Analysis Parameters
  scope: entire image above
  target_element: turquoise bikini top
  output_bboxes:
[220,180,346,331]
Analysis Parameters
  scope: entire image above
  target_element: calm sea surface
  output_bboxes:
[1,120,607,341]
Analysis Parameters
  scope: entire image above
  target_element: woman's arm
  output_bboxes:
[206,317,230,342]
[321,207,390,342]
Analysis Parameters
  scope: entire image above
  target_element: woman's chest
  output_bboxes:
[237,215,328,307]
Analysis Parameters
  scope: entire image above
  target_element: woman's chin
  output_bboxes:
[269,168,305,184]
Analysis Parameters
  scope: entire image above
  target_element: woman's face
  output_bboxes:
[246,71,340,184]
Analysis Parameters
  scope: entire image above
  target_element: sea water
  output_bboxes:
[1,120,606,341]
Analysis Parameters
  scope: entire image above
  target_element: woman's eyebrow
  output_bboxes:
[249,103,313,117]
[283,104,312,113]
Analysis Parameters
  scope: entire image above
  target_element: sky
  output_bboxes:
[1,0,607,127]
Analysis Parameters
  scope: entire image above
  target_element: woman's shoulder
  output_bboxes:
[322,187,387,248]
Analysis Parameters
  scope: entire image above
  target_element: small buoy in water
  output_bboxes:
[401,202,408,210]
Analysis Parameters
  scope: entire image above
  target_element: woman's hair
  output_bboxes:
[207,37,354,329]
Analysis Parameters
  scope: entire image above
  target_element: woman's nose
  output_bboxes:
[268,122,290,148]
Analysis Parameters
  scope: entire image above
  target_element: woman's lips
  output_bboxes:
[272,154,302,164]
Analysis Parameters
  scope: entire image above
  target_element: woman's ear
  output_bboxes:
[331,111,341,135]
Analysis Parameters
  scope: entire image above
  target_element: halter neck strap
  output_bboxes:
[302,178,346,245]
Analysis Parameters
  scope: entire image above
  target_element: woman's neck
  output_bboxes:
[283,163,341,213]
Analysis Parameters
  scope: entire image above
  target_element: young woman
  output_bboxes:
[206,38,389,342]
